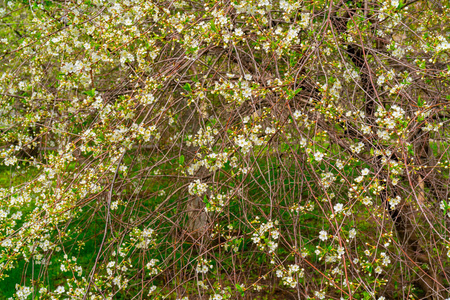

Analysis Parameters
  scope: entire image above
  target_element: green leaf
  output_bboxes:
[407,144,414,156]
[183,83,191,92]
[210,20,217,33]
[235,284,245,297]
[83,88,96,97]
[397,0,406,9]
[417,96,424,107]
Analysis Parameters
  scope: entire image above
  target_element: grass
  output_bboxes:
[0,141,435,299]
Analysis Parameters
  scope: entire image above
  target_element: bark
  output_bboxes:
[178,95,210,243]
[186,194,209,240]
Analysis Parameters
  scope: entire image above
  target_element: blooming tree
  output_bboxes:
[0,0,450,299]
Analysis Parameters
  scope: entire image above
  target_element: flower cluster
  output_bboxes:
[196,257,212,274]
[205,193,228,213]
[320,172,336,189]
[375,105,406,140]
[188,179,208,196]
[186,126,218,148]
[275,264,304,288]
[146,258,160,275]
[251,220,280,254]
[130,227,157,249]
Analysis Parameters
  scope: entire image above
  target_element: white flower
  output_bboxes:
[349,228,356,239]
[377,129,390,140]
[146,259,159,268]
[235,28,244,37]
[289,264,299,273]
[300,13,310,28]
[293,110,302,119]
[321,172,336,188]
[361,124,372,134]
[211,294,223,300]
[354,176,364,183]
[381,253,391,266]
[389,195,401,210]
[350,142,365,154]
[15,285,33,300]
[333,203,343,213]
[0,209,8,219]
[314,151,324,162]
[148,285,157,295]
[362,196,373,206]
[55,286,65,294]
[196,259,210,274]
[361,168,369,176]
[314,290,326,300]
[392,177,399,185]
[188,179,208,196]
[141,93,155,105]
[110,201,118,210]
[336,159,344,169]
[276,269,284,277]
[319,230,328,241]
[265,127,276,135]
